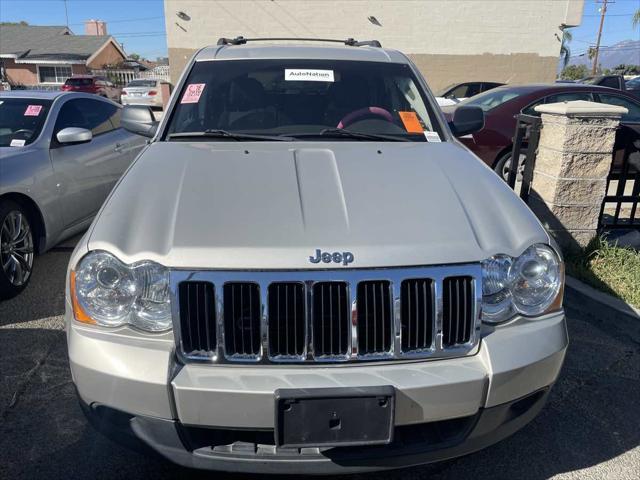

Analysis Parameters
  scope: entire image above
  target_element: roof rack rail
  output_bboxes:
[216,36,382,48]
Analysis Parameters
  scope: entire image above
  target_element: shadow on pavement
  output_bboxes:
[0,244,77,327]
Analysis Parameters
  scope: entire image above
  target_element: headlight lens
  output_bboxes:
[481,244,562,323]
[72,251,172,332]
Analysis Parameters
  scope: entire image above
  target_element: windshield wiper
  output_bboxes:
[284,128,411,142]
[168,129,294,141]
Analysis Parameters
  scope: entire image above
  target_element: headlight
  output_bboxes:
[71,251,172,332]
[481,244,563,323]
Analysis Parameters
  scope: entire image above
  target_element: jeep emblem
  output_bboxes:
[309,249,354,266]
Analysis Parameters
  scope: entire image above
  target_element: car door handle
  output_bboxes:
[114,143,124,152]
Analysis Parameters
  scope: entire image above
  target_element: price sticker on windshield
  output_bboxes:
[398,111,424,133]
[24,105,42,116]
[181,83,206,104]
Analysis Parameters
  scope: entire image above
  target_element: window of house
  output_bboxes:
[38,65,73,84]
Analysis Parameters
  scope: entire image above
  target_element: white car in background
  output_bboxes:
[121,79,166,109]
[436,81,504,107]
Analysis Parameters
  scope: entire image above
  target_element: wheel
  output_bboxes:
[494,150,527,183]
[0,200,35,299]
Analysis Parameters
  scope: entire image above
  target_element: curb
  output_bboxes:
[565,276,640,320]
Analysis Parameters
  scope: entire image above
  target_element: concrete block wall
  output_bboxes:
[163,0,584,88]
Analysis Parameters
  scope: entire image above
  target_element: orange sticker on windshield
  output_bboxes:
[181,83,205,104]
[398,111,424,133]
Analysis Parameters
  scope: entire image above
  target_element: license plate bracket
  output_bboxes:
[274,386,395,448]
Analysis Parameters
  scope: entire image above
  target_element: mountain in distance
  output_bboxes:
[568,39,640,69]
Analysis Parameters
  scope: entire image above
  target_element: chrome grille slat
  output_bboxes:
[224,282,261,359]
[357,280,392,356]
[400,278,434,353]
[178,281,216,357]
[171,265,481,364]
[442,276,473,347]
[268,282,305,360]
[312,282,349,359]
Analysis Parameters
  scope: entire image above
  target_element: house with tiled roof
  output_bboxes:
[0,24,127,88]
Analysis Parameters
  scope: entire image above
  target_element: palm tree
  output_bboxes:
[633,9,640,28]
[560,28,573,68]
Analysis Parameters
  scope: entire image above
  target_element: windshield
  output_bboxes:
[165,59,443,142]
[127,80,156,88]
[460,88,523,111]
[0,98,52,147]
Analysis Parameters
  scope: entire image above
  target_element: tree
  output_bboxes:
[611,64,640,75]
[129,53,141,61]
[633,8,640,28]
[559,28,573,68]
[0,20,28,26]
[560,64,589,80]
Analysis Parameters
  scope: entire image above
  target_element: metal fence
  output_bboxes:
[90,66,171,87]
[507,115,640,231]
[506,114,542,203]
[599,124,640,229]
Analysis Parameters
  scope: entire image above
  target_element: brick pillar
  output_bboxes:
[529,100,627,251]
[160,82,172,110]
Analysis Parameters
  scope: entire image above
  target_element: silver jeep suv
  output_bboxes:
[66,37,567,474]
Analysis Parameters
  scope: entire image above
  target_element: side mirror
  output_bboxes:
[122,105,158,138]
[448,106,484,137]
[56,127,92,144]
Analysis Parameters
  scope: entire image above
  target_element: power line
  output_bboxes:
[67,15,164,27]
[570,45,640,57]
[592,0,611,74]
[583,12,637,17]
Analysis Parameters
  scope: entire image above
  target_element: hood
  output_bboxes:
[88,141,548,269]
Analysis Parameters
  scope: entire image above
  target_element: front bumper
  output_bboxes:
[79,386,551,474]
[68,311,567,473]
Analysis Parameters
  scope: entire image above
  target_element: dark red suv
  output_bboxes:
[61,75,121,103]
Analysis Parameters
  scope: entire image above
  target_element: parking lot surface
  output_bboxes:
[1,240,639,480]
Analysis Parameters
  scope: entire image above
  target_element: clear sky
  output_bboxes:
[0,0,638,63]
[0,0,167,60]
[567,0,640,61]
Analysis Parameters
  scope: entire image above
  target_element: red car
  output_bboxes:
[61,75,121,103]
[442,84,640,180]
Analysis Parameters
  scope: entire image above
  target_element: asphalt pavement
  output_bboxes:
[1,239,639,480]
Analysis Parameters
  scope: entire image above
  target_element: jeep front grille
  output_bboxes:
[172,264,481,364]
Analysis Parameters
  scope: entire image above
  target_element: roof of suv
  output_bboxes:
[196,43,409,64]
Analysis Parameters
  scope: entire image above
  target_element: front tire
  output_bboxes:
[494,150,527,183]
[0,200,35,299]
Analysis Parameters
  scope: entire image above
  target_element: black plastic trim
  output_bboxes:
[77,386,551,475]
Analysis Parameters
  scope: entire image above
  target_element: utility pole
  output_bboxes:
[592,0,612,74]
[63,0,69,28]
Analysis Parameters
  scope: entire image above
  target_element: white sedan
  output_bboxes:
[121,79,166,109]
